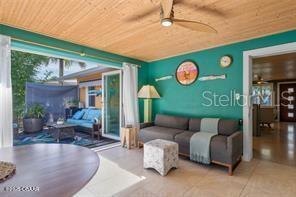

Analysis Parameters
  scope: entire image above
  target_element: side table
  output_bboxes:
[121,127,138,149]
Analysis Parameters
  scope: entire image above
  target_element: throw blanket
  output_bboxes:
[190,118,220,164]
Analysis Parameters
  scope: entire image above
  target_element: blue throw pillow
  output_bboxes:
[82,108,90,120]
[72,110,84,120]
[86,109,101,121]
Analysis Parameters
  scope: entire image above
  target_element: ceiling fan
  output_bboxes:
[253,75,268,84]
[127,0,218,33]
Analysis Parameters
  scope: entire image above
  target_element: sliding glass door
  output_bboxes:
[102,70,122,140]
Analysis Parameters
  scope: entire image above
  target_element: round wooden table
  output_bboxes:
[0,144,100,197]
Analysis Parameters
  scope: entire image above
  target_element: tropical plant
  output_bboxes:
[24,103,45,119]
[11,51,50,120]
[48,58,86,83]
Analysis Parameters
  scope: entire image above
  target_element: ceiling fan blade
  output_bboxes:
[173,18,217,33]
[125,7,158,22]
[161,0,174,18]
[174,0,226,17]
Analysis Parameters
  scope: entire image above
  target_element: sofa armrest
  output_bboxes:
[140,122,154,129]
[227,131,243,164]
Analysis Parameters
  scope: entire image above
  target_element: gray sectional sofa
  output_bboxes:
[138,114,243,175]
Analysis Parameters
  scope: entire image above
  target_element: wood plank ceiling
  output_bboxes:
[0,0,296,61]
[253,53,296,82]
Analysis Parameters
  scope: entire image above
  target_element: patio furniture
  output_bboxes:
[67,108,101,135]
[47,123,77,142]
[0,144,99,197]
[144,139,178,176]
[92,123,101,140]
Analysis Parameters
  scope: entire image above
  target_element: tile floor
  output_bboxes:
[253,122,296,166]
[75,146,296,197]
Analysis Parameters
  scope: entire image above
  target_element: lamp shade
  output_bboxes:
[138,85,160,99]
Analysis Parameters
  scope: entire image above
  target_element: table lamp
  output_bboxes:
[138,85,160,123]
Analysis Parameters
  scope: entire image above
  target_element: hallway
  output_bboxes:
[253,122,296,166]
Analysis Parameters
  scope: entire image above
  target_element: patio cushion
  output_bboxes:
[67,118,93,129]
[67,119,86,125]
[82,109,90,120]
[86,109,101,121]
[72,110,84,120]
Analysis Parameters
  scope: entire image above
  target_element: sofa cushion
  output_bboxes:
[218,119,239,136]
[188,118,201,132]
[67,119,86,125]
[72,110,84,120]
[82,109,90,120]
[67,118,93,126]
[210,135,230,164]
[139,126,185,142]
[86,109,101,121]
[155,114,189,130]
[174,131,195,155]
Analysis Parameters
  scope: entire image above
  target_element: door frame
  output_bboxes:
[277,81,296,122]
[243,42,296,161]
[101,70,122,140]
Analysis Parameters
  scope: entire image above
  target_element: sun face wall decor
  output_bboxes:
[176,61,199,85]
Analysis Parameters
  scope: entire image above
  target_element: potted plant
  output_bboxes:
[23,103,45,133]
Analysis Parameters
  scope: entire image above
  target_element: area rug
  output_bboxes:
[14,131,118,149]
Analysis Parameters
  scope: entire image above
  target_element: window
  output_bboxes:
[87,86,96,107]
[252,84,273,106]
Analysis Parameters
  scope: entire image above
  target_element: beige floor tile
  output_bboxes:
[240,183,295,197]
[74,188,97,197]
[74,146,296,197]
[183,169,246,197]
[115,187,159,197]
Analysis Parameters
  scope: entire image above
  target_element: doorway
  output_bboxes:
[251,52,296,166]
[102,70,122,140]
[243,42,296,162]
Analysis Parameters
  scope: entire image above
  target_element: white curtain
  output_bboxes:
[122,62,139,128]
[0,35,13,148]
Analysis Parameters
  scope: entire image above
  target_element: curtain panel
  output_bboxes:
[0,35,13,148]
[122,62,139,128]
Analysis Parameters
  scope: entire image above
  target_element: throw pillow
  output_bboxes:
[72,111,84,120]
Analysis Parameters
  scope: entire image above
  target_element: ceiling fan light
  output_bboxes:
[161,18,173,27]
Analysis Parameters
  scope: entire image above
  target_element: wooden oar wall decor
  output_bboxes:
[155,74,226,82]
[198,74,227,81]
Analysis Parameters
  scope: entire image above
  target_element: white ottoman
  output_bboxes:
[144,139,178,176]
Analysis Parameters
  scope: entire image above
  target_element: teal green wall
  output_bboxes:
[148,30,296,120]
[0,24,148,121]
